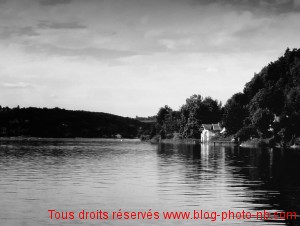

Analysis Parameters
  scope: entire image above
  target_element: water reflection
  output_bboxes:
[0,139,300,225]
[157,143,300,225]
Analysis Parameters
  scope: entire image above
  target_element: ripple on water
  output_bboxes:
[0,139,299,226]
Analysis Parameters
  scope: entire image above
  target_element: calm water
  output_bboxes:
[1,139,300,226]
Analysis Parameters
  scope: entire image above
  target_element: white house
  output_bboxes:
[200,123,222,142]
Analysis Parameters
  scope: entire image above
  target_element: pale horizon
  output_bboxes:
[1,0,300,117]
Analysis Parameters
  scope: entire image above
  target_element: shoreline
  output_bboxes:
[1,136,299,149]
[0,137,140,142]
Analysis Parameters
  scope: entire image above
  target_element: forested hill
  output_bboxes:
[0,107,149,138]
[223,48,300,144]
[149,48,300,146]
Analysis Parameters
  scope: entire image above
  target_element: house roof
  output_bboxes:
[212,123,221,131]
[201,123,221,131]
[202,124,212,130]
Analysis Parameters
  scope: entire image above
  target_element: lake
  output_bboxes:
[0,138,300,226]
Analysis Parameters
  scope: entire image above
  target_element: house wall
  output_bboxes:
[201,129,216,142]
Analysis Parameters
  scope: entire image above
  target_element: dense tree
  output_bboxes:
[243,73,264,100]
[222,93,248,134]
[223,48,300,144]
[152,95,222,139]
[179,95,204,138]
[164,110,180,134]
[251,108,273,137]
[202,97,222,123]
[248,88,284,115]
[285,87,300,138]
[236,125,258,141]
[180,95,221,138]
[154,106,181,137]
[156,105,172,126]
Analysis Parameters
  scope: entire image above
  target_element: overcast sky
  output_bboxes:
[0,0,299,117]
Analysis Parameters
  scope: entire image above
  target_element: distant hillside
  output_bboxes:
[0,107,150,138]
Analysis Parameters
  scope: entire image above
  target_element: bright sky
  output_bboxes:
[0,0,299,117]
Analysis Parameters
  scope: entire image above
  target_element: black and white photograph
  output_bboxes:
[1,0,300,225]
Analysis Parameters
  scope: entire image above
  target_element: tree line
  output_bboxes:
[0,106,150,138]
[146,95,222,140]
[149,48,300,146]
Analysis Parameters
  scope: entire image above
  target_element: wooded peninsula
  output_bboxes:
[1,48,300,147]
[142,48,300,147]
